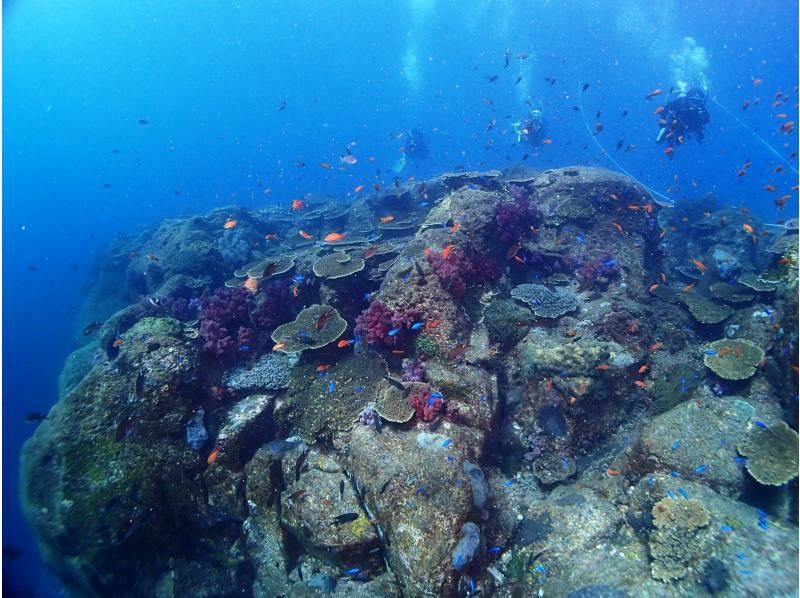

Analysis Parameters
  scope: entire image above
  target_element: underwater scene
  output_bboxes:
[3,1,799,597]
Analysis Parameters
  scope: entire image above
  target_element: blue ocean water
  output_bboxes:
[3,1,797,595]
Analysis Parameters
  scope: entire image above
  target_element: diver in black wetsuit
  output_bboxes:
[656,84,710,147]
[393,128,429,173]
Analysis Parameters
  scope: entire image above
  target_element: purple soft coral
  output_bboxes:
[198,287,253,358]
[355,301,421,347]
[427,249,473,298]
[495,185,542,245]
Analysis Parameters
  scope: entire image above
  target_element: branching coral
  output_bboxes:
[408,384,443,422]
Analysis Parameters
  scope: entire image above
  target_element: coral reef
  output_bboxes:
[510,283,580,318]
[21,166,800,597]
[649,498,711,581]
[703,338,765,380]
[737,421,799,486]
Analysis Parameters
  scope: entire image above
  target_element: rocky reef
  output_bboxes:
[21,166,798,597]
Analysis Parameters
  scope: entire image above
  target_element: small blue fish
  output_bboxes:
[703,349,718,356]
[678,488,689,499]
[734,456,747,464]
[363,292,370,301]
[416,485,426,495]
[503,480,513,487]
[441,438,453,448]
[758,518,768,531]
[534,564,547,573]
[446,454,455,462]
[317,371,328,378]
[402,273,409,283]
[647,476,655,486]
[426,396,438,407]
[387,327,401,336]
[602,258,617,267]
[328,380,337,393]
[487,546,502,554]
[430,391,443,400]
[671,441,681,450]
[740,569,751,576]
[720,524,733,533]
[239,344,250,351]
[467,183,478,190]
[354,385,364,394]
[344,567,361,576]
[670,470,680,477]
[419,201,429,208]
[575,234,586,243]
[561,457,570,470]
[667,489,677,499]
[411,322,424,330]
[293,274,305,283]
[755,420,768,429]
[694,464,707,474]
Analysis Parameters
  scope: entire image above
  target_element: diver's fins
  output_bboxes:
[391,154,407,173]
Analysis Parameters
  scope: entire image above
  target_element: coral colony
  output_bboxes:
[21,167,799,596]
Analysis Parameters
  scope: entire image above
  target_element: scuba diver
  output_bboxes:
[392,128,429,173]
[655,83,710,148]
[512,104,546,146]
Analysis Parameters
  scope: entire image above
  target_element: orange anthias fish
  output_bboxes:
[682,282,696,293]
[319,161,332,170]
[272,342,287,351]
[298,230,313,240]
[540,138,554,145]
[146,253,159,261]
[316,364,330,372]
[664,146,674,156]
[243,277,259,294]
[742,223,755,234]
[450,222,461,235]
[424,319,443,333]
[649,341,663,352]
[337,339,351,348]
[380,215,395,223]
[112,338,124,348]
[207,447,220,465]
[324,232,347,242]
[638,364,649,374]
[223,219,238,229]
[764,184,776,192]
[606,468,621,476]
[265,233,279,241]
[363,244,379,259]
[354,184,365,193]
[595,364,610,371]
[634,380,648,389]
[292,199,305,210]
[316,309,333,330]
[691,258,706,271]
[612,223,623,234]
[649,283,660,294]
[442,244,454,259]
[645,88,663,99]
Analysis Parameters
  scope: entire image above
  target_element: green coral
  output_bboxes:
[703,339,764,380]
[738,421,799,486]
[271,304,347,352]
[414,334,439,357]
[681,293,734,324]
[649,498,711,581]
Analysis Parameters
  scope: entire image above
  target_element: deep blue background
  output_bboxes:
[4,1,797,594]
